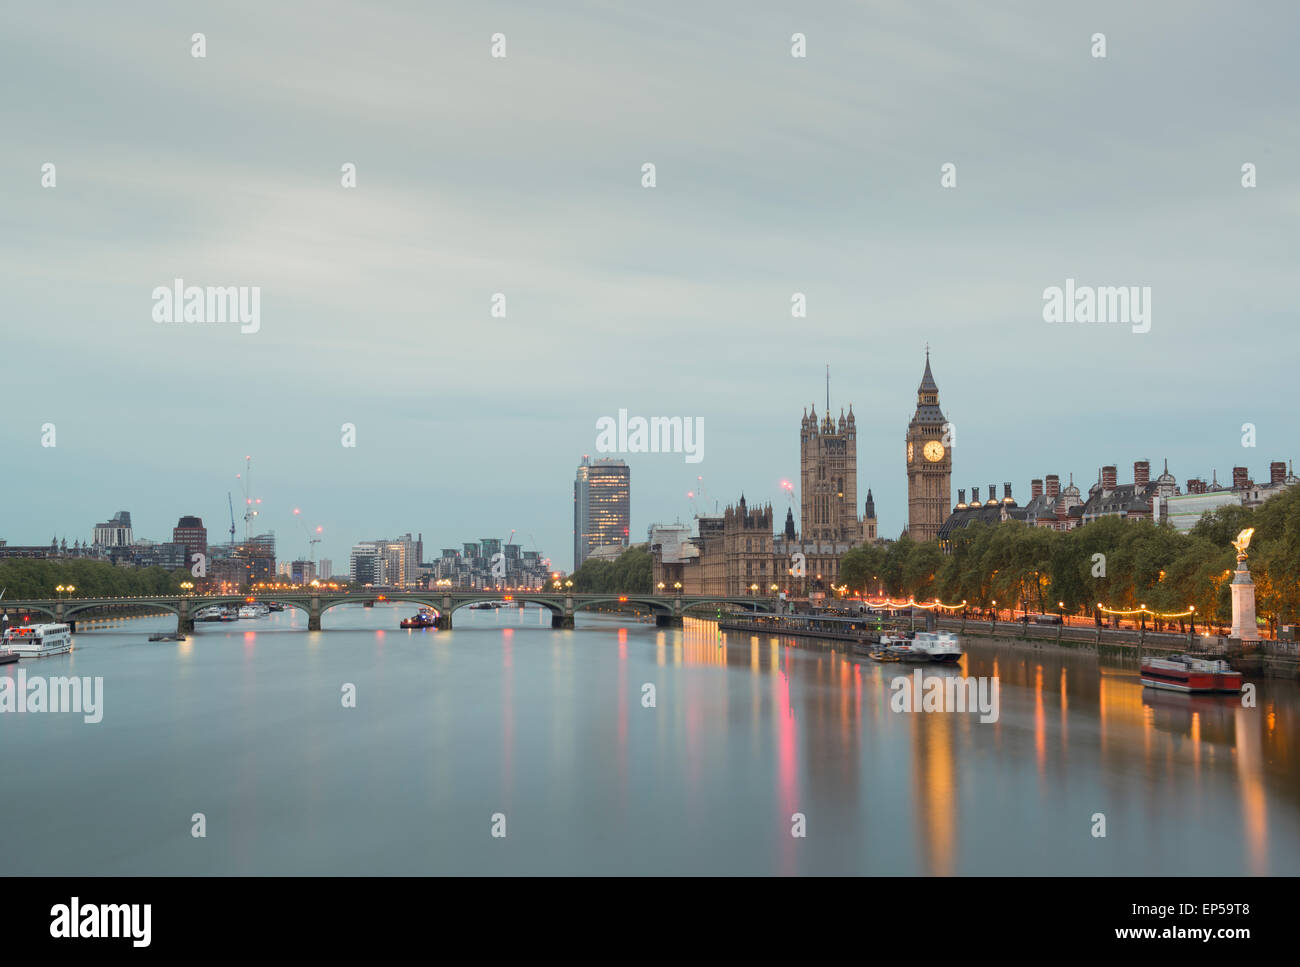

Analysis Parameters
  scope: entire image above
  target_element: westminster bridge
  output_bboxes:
[2,590,778,634]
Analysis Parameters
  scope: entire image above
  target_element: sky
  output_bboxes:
[3,1,1298,571]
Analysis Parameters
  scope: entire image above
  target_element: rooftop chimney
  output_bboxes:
[971,486,980,504]
[988,483,997,504]
[1187,478,1207,494]
[1046,474,1060,498]
[1233,466,1249,490]
[1003,482,1012,501]
[1102,466,1117,491]
[957,489,966,506]
[1031,479,1044,499]
[1270,461,1286,485]
[1134,460,1150,486]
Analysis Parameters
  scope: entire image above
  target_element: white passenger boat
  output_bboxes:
[2,622,73,658]
[910,631,963,663]
[237,603,270,619]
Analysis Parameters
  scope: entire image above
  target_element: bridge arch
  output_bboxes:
[677,597,775,614]
[4,604,57,622]
[571,596,673,615]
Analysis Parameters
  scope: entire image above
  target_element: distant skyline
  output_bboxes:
[4,1,1297,564]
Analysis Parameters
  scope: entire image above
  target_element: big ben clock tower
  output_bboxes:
[906,349,951,542]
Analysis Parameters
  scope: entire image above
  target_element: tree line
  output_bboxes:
[0,558,191,599]
[569,547,653,593]
[839,484,1300,635]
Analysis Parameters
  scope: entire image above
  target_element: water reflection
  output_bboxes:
[689,618,1299,875]
[4,608,1298,875]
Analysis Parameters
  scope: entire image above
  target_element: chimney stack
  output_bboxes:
[1270,461,1286,485]
[1134,460,1150,486]
[988,483,996,504]
[1102,466,1118,491]
[1187,478,1206,494]
[1046,474,1061,498]
[971,486,980,504]
[957,489,966,506]
[1003,482,1012,501]
[1232,466,1249,490]
[1031,479,1044,499]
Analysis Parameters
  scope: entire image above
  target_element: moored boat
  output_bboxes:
[910,631,963,663]
[1140,654,1242,693]
[2,622,73,658]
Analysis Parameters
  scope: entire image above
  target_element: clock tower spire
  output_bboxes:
[906,348,952,542]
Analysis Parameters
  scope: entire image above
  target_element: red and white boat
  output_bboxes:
[1140,654,1242,693]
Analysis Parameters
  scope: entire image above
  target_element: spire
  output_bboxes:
[918,348,938,394]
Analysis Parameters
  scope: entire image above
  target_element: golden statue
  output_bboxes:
[1232,527,1255,561]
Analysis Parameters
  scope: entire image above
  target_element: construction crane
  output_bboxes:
[236,455,260,541]
[227,492,237,547]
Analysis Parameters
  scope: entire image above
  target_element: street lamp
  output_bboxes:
[181,581,195,594]
[673,582,682,593]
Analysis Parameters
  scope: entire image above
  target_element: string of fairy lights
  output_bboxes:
[840,593,1200,620]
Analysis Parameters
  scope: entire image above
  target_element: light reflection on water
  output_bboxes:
[2,606,1297,875]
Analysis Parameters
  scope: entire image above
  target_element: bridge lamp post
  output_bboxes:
[181,581,195,594]
[657,581,665,595]
[673,582,682,595]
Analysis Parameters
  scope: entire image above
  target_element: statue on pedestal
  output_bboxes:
[1230,528,1258,641]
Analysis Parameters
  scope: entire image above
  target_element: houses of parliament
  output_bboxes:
[650,353,952,595]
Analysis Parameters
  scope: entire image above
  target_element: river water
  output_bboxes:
[3,604,1297,875]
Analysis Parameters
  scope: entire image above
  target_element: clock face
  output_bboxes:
[907,442,914,464]
[923,440,946,462]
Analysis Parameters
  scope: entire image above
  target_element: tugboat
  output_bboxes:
[400,609,438,629]
[1140,654,1242,693]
